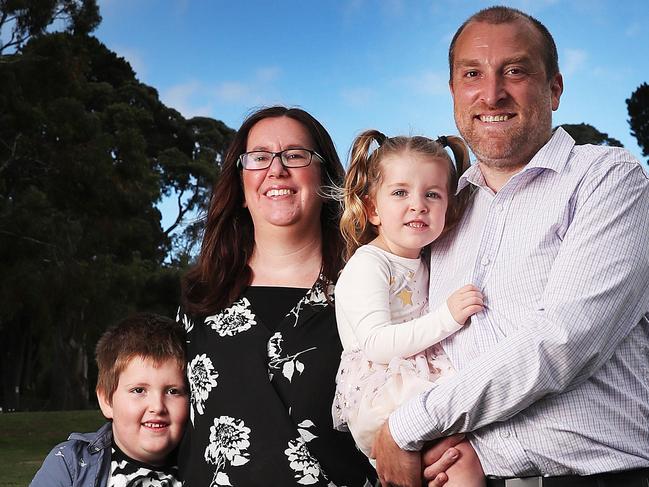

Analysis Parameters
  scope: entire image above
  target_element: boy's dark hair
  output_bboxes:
[95,312,185,403]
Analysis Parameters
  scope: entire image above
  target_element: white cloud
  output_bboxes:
[342,0,365,21]
[161,80,213,118]
[341,0,404,23]
[160,66,283,118]
[340,87,376,107]
[257,67,281,83]
[381,0,405,17]
[214,82,250,102]
[625,22,641,37]
[562,48,587,76]
[173,0,190,15]
[339,70,448,111]
[112,45,147,80]
[213,67,282,103]
[398,70,448,96]
[591,65,629,83]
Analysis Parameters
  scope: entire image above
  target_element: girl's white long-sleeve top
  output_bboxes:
[335,245,461,364]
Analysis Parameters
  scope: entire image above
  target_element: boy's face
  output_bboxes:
[98,356,188,465]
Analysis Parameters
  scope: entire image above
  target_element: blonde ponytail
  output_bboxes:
[340,130,387,260]
[439,135,472,234]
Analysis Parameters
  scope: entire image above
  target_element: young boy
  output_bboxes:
[31,313,188,486]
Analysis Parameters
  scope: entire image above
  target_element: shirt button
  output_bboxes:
[500,430,511,438]
[497,204,504,212]
[481,256,491,266]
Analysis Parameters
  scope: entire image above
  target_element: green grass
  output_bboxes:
[0,410,105,487]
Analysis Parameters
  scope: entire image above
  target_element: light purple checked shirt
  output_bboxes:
[390,128,649,477]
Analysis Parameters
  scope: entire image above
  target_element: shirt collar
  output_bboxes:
[457,127,576,193]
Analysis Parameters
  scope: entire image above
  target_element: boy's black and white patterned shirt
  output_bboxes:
[108,445,181,487]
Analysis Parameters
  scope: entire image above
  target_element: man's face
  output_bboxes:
[450,20,563,170]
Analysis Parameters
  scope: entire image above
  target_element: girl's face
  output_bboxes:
[368,151,449,259]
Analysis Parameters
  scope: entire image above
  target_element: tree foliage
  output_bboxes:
[0,27,233,409]
[0,0,100,54]
[557,123,623,147]
[627,82,649,158]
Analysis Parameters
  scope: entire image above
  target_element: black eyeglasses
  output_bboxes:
[237,148,324,171]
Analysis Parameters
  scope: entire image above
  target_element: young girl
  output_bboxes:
[333,130,485,485]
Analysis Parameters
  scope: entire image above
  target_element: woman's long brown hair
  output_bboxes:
[181,106,345,316]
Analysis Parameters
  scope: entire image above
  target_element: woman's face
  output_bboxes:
[242,116,323,234]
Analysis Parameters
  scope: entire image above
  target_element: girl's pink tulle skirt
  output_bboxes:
[332,344,455,457]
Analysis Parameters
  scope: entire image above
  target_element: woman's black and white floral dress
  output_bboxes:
[177,280,376,486]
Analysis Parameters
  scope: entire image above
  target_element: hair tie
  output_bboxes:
[436,135,448,147]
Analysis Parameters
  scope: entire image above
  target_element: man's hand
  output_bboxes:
[447,285,483,325]
[372,421,421,487]
[422,435,465,486]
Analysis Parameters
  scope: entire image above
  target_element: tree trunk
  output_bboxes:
[49,317,89,410]
[0,316,30,411]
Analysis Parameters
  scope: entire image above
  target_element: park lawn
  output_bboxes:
[0,410,105,487]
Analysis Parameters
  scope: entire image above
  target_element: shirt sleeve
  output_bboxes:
[391,156,649,450]
[336,249,462,364]
[30,443,74,487]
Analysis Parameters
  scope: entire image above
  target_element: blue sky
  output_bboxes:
[95,0,649,228]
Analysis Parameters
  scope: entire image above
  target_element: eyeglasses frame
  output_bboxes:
[237,148,324,171]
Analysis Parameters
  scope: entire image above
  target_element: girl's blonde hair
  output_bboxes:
[340,130,471,260]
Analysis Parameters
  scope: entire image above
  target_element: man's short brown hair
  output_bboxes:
[95,312,185,403]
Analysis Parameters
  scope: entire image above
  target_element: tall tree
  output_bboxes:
[557,123,623,147]
[627,82,649,158]
[0,30,233,410]
[0,0,100,54]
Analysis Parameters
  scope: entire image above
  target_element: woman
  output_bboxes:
[177,106,376,486]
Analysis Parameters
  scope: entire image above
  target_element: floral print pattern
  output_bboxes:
[204,416,251,487]
[187,353,219,425]
[205,297,256,337]
[288,280,332,327]
[176,308,193,333]
[285,438,322,485]
[283,419,326,485]
[267,331,316,382]
[180,278,375,486]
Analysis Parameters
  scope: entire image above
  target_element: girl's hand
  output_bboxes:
[447,285,484,325]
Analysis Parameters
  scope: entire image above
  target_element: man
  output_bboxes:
[372,6,649,487]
